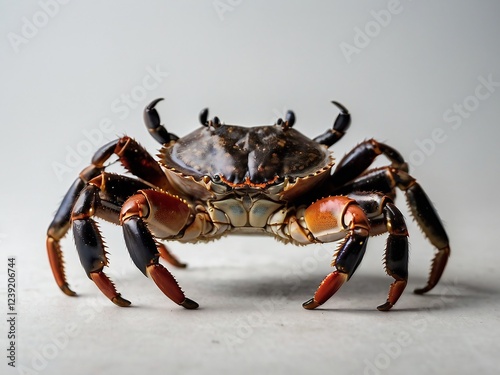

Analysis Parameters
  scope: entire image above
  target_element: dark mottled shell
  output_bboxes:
[160,124,332,185]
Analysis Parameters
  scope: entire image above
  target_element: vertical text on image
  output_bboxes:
[7,0,71,54]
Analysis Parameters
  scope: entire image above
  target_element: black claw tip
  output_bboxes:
[147,98,164,111]
[413,286,431,295]
[376,302,393,311]
[302,298,320,310]
[331,100,349,114]
[60,284,77,297]
[112,295,132,307]
[181,298,199,310]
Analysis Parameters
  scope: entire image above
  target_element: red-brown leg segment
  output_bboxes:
[157,243,187,268]
[377,279,407,311]
[303,272,348,310]
[46,236,76,296]
[147,264,198,309]
[90,272,131,307]
[414,246,450,294]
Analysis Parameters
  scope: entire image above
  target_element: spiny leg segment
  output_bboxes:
[120,190,199,309]
[301,194,409,311]
[47,136,181,298]
[330,139,450,294]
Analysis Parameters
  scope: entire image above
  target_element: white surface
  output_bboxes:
[1,1,500,374]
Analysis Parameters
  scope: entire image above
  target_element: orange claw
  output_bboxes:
[303,271,348,310]
[46,236,76,296]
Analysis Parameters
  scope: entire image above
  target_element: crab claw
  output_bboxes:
[331,101,351,133]
[144,98,179,144]
[313,101,351,147]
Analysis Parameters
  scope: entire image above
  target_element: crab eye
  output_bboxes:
[199,108,209,127]
[213,174,221,182]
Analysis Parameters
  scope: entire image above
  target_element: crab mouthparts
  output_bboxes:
[218,174,280,189]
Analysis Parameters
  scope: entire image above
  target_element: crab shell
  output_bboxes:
[158,123,335,202]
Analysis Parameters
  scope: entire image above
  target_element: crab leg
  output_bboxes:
[71,184,131,306]
[47,178,87,296]
[394,170,449,294]
[301,197,370,309]
[120,190,198,309]
[328,139,450,294]
[329,139,408,188]
[46,140,118,296]
[347,192,409,310]
[376,202,409,311]
[144,98,179,144]
[47,134,182,296]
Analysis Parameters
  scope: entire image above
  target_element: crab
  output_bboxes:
[46,98,450,311]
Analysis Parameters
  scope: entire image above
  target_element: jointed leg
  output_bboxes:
[313,101,351,147]
[347,191,409,310]
[47,136,176,297]
[330,139,408,189]
[46,141,119,296]
[394,170,450,294]
[120,190,198,309]
[71,183,131,306]
[301,193,409,311]
[328,139,450,294]
[301,198,370,309]
[377,202,408,311]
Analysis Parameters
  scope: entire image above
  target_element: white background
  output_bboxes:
[1,1,500,374]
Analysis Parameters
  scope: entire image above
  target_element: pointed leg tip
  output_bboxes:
[112,295,132,307]
[60,284,77,297]
[180,298,199,310]
[414,286,431,295]
[302,298,321,310]
[377,302,394,311]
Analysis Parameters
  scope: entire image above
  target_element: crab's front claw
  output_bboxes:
[144,98,179,144]
[313,101,351,147]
